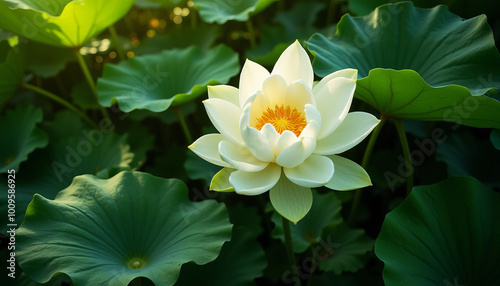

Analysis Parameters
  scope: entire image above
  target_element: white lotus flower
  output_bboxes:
[189,40,379,223]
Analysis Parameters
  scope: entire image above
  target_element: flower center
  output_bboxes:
[126,257,147,269]
[255,104,307,137]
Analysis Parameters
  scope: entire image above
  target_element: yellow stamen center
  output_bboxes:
[255,104,307,137]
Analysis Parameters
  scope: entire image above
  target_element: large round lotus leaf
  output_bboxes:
[0,0,135,47]
[308,2,500,96]
[175,226,266,286]
[0,105,48,173]
[375,176,500,285]
[0,41,25,108]
[271,190,343,253]
[192,0,275,24]
[0,111,134,233]
[2,0,74,16]
[17,171,232,286]
[355,68,500,128]
[97,45,240,112]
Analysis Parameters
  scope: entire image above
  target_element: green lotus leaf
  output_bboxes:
[308,2,500,126]
[309,2,500,96]
[25,40,75,78]
[355,69,500,128]
[272,190,343,253]
[0,41,25,109]
[0,111,134,233]
[0,105,48,173]
[0,0,135,47]
[348,0,498,19]
[2,0,74,16]
[375,176,500,285]
[318,223,374,275]
[17,171,232,286]
[192,0,275,24]
[175,226,266,286]
[97,44,239,112]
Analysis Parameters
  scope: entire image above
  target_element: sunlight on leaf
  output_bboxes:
[0,0,135,47]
